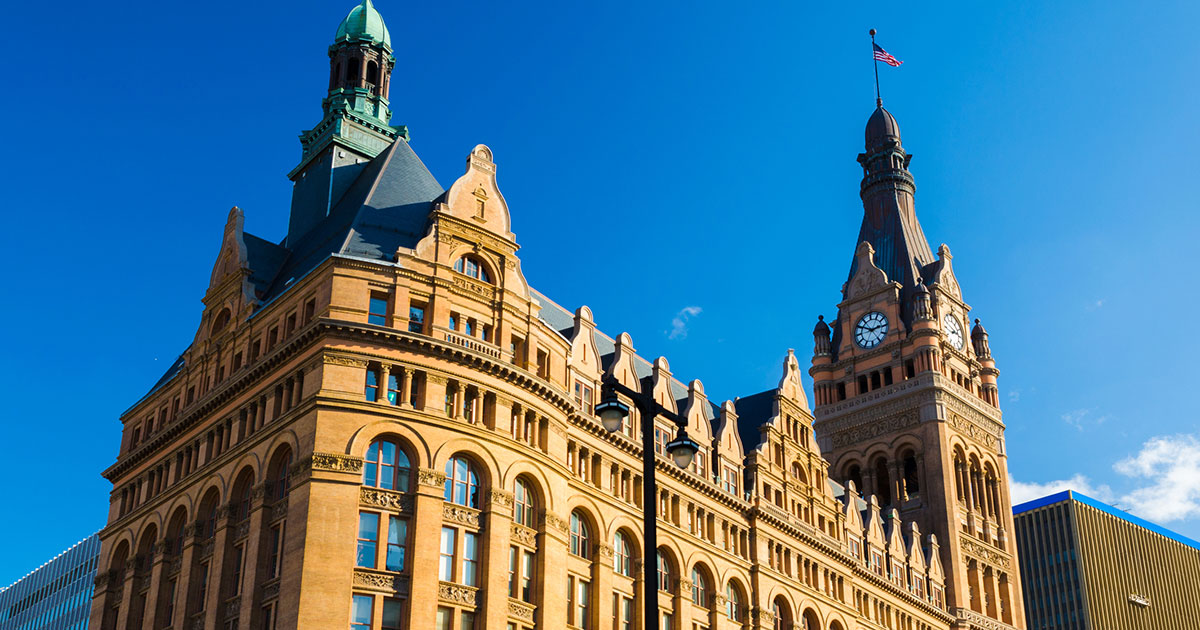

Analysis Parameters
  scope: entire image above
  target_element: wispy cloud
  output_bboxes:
[1114,435,1200,523]
[667,306,702,340]
[1007,389,1021,403]
[1086,298,1105,312]
[1061,408,1091,431]
[1011,433,1200,527]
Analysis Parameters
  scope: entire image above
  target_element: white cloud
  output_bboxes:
[1010,434,1200,529]
[1061,408,1091,431]
[667,306,702,340]
[1086,298,1105,311]
[1009,474,1114,506]
[1113,435,1200,523]
[1007,389,1021,403]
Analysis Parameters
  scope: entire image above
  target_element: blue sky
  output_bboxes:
[2,0,1199,584]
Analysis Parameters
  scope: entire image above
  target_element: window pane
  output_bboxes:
[460,611,476,630]
[382,599,403,630]
[463,532,479,587]
[351,595,373,630]
[381,441,395,466]
[439,528,456,581]
[436,607,452,630]
[381,464,394,490]
[357,513,379,568]
[387,516,407,571]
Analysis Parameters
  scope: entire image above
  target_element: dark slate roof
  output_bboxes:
[244,233,289,298]
[260,139,444,304]
[733,390,775,451]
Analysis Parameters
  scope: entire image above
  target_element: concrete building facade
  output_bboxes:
[89,3,1022,630]
[1014,490,1200,630]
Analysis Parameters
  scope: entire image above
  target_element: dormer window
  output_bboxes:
[453,256,491,283]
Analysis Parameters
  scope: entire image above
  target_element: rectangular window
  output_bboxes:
[463,531,480,587]
[460,611,476,630]
[464,319,475,337]
[690,450,706,477]
[250,339,261,361]
[436,607,452,630]
[408,303,426,333]
[303,298,316,324]
[536,350,549,378]
[448,313,459,331]
[723,466,739,495]
[233,352,243,371]
[439,528,456,581]
[357,513,379,568]
[197,562,209,609]
[573,576,590,629]
[369,293,389,326]
[286,313,297,336]
[268,326,279,349]
[387,373,401,405]
[164,579,176,625]
[654,425,670,455]
[267,525,283,579]
[351,594,373,630]
[365,368,380,402]
[521,549,534,602]
[382,598,404,630]
[230,544,245,595]
[481,324,491,342]
[508,546,519,598]
[574,381,594,415]
[386,516,407,571]
[261,604,274,630]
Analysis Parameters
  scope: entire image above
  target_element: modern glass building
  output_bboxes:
[1013,490,1200,630]
[0,532,100,630]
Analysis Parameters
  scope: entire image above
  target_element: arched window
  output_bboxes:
[267,446,293,501]
[846,463,863,494]
[513,478,535,527]
[903,451,920,496]
[656,551,673,592]
[347,58,360,83]
[232,470,254,522]
[726,581,744,621]
[772,598,793,630]
[211,308,231,334]
[690,567,709,607]
[197,489,220,540]
[367,60,379,86]
[444,456,479,508]
[364,439,411,491]
[874,457,892,506]
[453,256,491,283]
[801,608,820,630]
[569,511,590,557]
[613,531,632,576]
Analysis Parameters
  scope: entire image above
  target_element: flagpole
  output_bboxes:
[870,28,881,106]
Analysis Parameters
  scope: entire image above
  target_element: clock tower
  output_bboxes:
[285,0,407,248]
[810,100,1026,630]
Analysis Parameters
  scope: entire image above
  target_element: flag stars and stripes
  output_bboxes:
[873,43,902,67]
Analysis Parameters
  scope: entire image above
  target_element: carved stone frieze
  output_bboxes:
[199,539,215,559]
[549,422,568,438]
[361,487,414,513]
[829,409,920,449]
[261,579,280,601]
[949,413,1000,452]
[543,512,569,534]
[511,523,537,547]
[234,521,250,541]
[508,599,535,621]
[223,596,240,620]
[324,354,369,368]
[418,468,447,488]
[425,374,449,386]
[955,608,1015,630]
[451,275,496,299]
[312,452,364,474]
[489,488,514,511]
[597,543,615,560]
[353,569,408,594]
[270,498,289,522]
[438,581,480,606]
[961,538,1010,569]
[443,504,481,528]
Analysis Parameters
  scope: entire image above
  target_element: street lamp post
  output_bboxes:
[596,374,700,630]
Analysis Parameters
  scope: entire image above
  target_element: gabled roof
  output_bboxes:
[733,390,775,451]
[261,139,444,303]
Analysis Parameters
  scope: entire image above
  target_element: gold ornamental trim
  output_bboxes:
[312,452,364,474]
[360,487,414,513]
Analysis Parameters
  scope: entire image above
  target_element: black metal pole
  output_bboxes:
[870,28,881,106]
[640,397,659,630]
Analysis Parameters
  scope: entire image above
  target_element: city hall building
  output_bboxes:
[90,2,1025,629]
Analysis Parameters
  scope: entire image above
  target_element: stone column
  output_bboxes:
[539,511,570,630]
[237,485,268,628]
[399,367,413,407]
[483,490,514,630]
[141,541,167,629]
[113,566,135,630]
[596,543,616,630]
[170,528,199,630]
[379,365,392,405]
[407,469,448,630]
[203,506,233,630]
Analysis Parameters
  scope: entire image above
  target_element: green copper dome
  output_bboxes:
[335,0,391,48]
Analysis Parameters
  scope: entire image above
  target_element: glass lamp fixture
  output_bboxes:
[596,399,629,434]
[666,430,700,470]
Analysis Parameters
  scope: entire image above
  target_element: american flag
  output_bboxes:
[873,43,902,67]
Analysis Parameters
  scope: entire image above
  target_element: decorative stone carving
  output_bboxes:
[713,593,728,608]
[234,521,250,541]
[961,538,1010,569]
[443,504,482,528]
[508,599,535,621]
[438,581,480,606]
[353,569,406,593]
[847,241,890,298]
[190,615,204,630]
[199,539,215,559]
[830,410,919,448]
[361,487,414,513]
[597,543,615,560]
[324,354,369,368]
[489,489,515,512]
[312,452,364,474]
[955,608,1013,630]
[223,596,241,620]
[549,422,568,438]
[677,577,693,591]
[425,374,449,386]
[949,413,1000,452]
[270,498,290,522]
[543,512,569,534]
[261,579,280,601]
[418,468,447,488]
[511,523,537,547]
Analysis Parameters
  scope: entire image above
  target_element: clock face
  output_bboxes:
[943,314,964,349]
[854,312,889,349]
